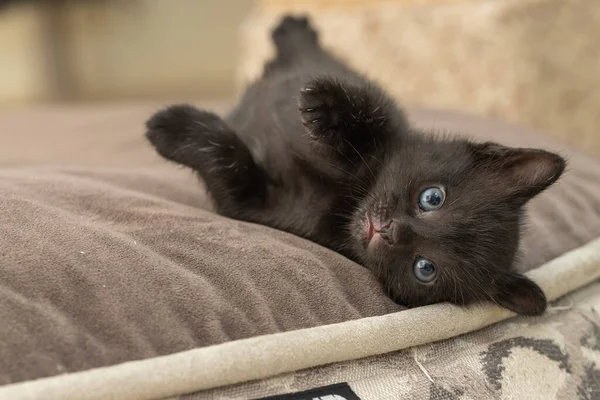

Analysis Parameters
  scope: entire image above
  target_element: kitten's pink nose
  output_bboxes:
[378,220,413,246]
[376,221,395,244]
[372,219,391,232]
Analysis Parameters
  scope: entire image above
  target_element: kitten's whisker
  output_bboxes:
[451,273,466,306]
[315,141,359,170]
[455,262,501,308]
[367,153,384,168]
[342,138,377,182]
[321,161,372,194]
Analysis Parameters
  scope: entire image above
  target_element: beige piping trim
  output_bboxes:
[3,236,600,400]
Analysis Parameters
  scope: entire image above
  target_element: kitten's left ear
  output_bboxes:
[469,142,566,202]
[491,273,547,316]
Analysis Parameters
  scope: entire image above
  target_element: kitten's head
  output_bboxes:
[350,135,566,316]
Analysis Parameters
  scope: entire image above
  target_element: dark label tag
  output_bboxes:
[255,382,361,400]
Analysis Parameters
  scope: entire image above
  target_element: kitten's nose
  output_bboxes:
[377,221,395,244]
[379,220,412,246]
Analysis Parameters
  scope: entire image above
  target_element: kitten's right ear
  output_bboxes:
[491,273,547,316]
[469,142,566,202]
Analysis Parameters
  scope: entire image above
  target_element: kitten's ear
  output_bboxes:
[469,142,566,202]
[491,273,547,316]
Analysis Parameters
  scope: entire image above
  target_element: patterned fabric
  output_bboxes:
[180,282,600,400]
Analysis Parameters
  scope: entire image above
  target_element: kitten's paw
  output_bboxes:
[272,15,318,51]
[145,104,233,166]
[298,79,351,139]
[298,78,391,143]
[146,105,213,153]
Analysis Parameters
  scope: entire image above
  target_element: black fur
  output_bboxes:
[145,16,566,316]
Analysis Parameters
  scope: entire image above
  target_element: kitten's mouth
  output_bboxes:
[367,216,375,242]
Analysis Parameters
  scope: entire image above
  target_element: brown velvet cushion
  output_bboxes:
[1,104,599,385]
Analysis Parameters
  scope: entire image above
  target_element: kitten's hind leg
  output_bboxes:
[266,15,357,78]
[265,15,321,73]
[272,16,318,59]
[145,105,268,213]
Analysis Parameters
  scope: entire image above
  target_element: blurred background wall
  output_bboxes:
[0,0,254,107]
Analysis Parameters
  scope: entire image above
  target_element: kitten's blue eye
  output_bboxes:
[413,257,437,283]
[419,186,445,211]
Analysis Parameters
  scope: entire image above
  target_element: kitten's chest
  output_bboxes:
[264,176,359,247]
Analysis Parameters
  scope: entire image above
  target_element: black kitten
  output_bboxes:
[145,16,565,316]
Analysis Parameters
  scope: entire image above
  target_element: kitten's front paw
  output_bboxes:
[298,80,345,139]
[298,78,391,147]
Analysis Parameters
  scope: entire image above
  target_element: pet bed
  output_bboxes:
[1,103,600,400]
